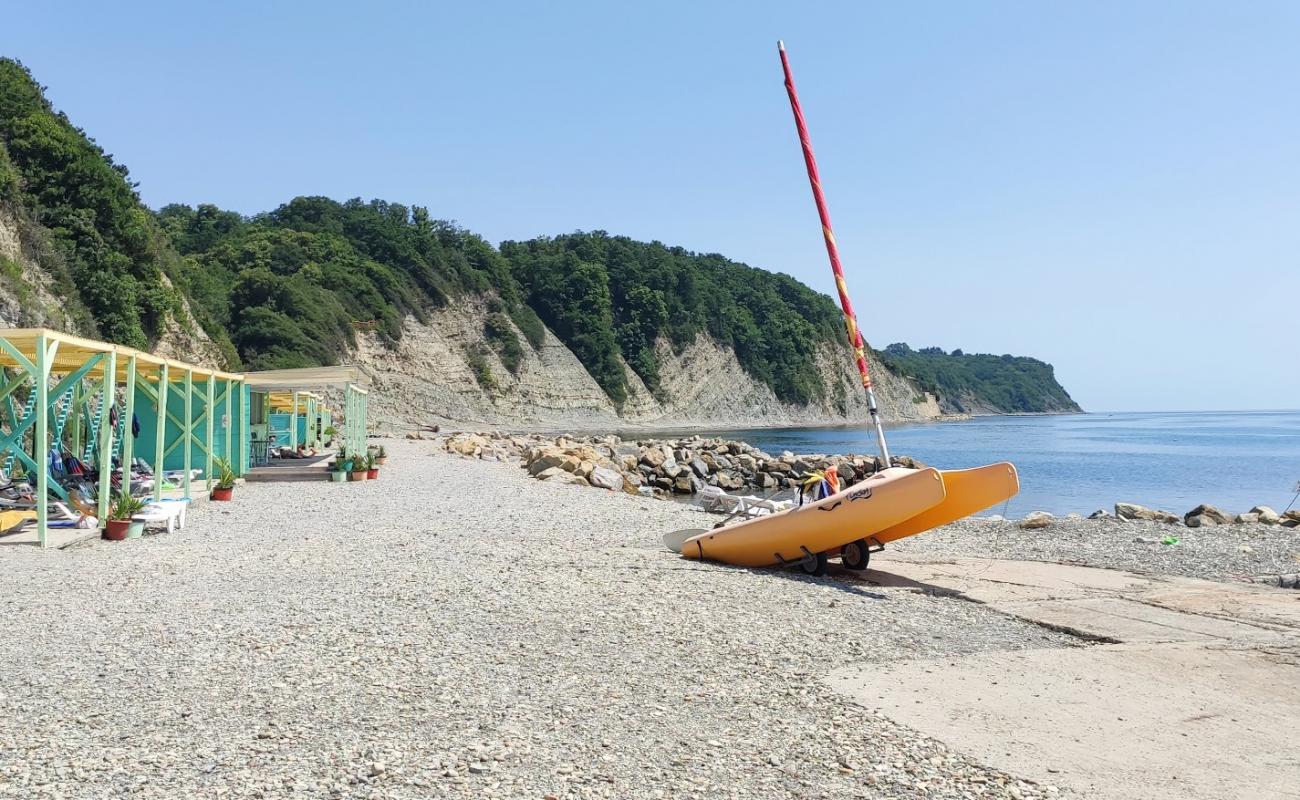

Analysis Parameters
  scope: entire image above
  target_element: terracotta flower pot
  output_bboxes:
[211,486,234,501]
[349,470,368,482]
[366,468,379,480]
[103,519,131,541]
[376,457,388,465]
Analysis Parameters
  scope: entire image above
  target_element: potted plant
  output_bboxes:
[348,456,368,482]
[376,445,387,466]
[324,426,338,447]
[211,457,236,501]
[104,489,146,541]
[365,451,379,480]
[329,456,347,483]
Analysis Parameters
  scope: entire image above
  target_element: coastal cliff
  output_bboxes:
[357,300,941,431]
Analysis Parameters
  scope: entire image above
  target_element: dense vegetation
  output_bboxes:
[502,233,845,405]
[0,59,180,348]
[877,344,1081,413]
[160,197,543,370]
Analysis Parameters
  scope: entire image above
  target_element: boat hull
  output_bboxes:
[679,467,946,568]
[873,462,1019,544]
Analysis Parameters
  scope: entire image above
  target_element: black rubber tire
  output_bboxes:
[841,539,871,571]
[799,551,829,576]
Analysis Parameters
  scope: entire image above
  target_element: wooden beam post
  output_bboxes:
[96,350,116,522]
[34,332,50,547]
[183,369,193,499]
[224,378,233,473]
[205,374,215,494]
[153,363,169,503]
[122,354,136,489]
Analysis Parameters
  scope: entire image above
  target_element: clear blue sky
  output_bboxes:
[7,1,1297,411]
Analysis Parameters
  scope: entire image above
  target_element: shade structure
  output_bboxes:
[244,367,367,462]
[0,328,249,547]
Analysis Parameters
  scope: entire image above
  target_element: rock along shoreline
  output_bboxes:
[436,430,1299,531]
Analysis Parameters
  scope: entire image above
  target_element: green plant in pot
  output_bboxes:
[365,451,379,480]
[376,445,387,466]
[324,425,338,447]
[329,453,347,483]
[104,489,147,541]
[211,457,236,501]
[348,456,368,482]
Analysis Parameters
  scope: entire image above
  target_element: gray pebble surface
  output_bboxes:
[895,516,1300,583]
[0,441,1074,799]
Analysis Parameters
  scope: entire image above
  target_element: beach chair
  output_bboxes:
[697,485,729,513]
[133,500,187,535]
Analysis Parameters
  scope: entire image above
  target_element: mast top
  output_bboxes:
[777,40,785,52]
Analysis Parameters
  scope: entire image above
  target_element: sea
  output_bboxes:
[659,410,1300,517]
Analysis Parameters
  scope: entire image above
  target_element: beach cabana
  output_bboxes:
[0,328,247,547]
[244,366,368,463]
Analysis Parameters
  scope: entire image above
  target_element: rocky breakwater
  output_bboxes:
[441,431,924,499]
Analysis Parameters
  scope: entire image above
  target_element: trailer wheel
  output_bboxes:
[841,539,871,571]
[799,551,828,576]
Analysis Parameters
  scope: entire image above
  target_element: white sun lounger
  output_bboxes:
[132,498,190,534]
[696,487,792,517]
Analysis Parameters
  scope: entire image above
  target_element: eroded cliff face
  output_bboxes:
[357,300,941,431]
[0,206,86,332]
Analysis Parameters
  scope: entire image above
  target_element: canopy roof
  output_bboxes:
[244,365,368,393]
[0,328,243,383]
[266,391,329,412]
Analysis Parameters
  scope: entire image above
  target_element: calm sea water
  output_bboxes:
[661,411,1300,516]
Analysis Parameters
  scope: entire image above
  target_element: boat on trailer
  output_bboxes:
[668,42,1019,575]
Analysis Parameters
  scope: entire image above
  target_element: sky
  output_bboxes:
[6,1,1297,412]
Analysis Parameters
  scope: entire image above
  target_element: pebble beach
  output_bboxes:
[2,439,1296,798]
[0,439,1079,799]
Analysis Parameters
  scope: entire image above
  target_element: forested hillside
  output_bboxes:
[0,56,1080,419]
[877,344,1081,414]
[501,233,845,405]
[159,197,543,370]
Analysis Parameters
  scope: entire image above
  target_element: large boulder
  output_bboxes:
[1235,512,1261,524]
[589,466,623,491]
[1115,502,1156,521]
[527,450,569,476]
[1019,511,1054,529]
[1251,506,1281,525]
[715,471,744,491]
[534,466,565,481]
[446,434,490,457]
[1184,504,1232,526]
[672,475,695,494]
[640,448,666,468]
[1088,509,1112,520]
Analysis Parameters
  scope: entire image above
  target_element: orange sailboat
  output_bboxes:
[669,42,1019,575]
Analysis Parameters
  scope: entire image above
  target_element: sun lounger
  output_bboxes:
[132,500,187,534]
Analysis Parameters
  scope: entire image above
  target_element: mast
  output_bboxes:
[777,40,892,468]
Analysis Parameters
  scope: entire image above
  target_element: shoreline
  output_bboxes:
[392,409,1087,438]
[433,429,1294,522]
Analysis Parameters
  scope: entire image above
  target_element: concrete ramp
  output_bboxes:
[830,557,1300,799]
[830,643,1300,800]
